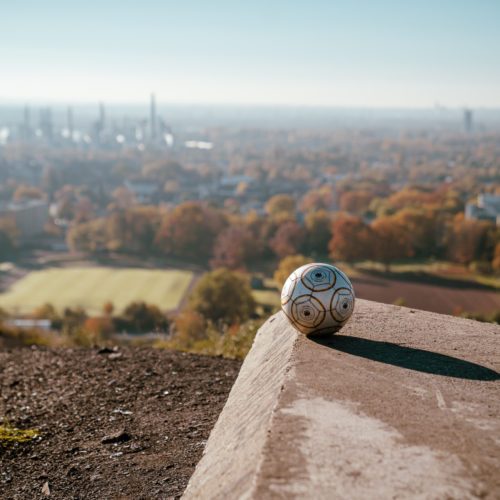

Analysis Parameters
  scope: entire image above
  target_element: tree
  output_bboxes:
[270,220,305,259]
[155,202,226,262]
[300,186,334,212]
[329,214,374,262]
[444,215,493,265]
[387,187,437,211]
[119,302,168,333]
[189,269,256,324]
[107,207,161,253]
[372,215,414,271]
[66,219,107,253]
[210,226,261,270]
[339,190,374,214]
[493,243,500,273]
[305,210,331,256]
[265,194,296,217]
[274,254,313,286]
[391,208,438,259]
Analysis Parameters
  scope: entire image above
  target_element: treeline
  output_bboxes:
[67,186,500,273]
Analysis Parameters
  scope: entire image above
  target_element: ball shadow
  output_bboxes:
[308,334,499,381]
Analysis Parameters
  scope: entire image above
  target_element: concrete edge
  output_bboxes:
[182,312,299,500]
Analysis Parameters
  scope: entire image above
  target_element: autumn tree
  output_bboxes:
[269,220,306,259]
[155,202,226,263]
[300,186,334,212]
[304,210,331,256]
[393,208,439,258]
[66,219,107,253]
[445,214,493,265]
[274,254,313,286]
[387,187,437,211]
[329,214,374,262]
[372,215,414,271]
[107,206,161,253]
[339,190,374,214]
[189,268,256,324]
[210,225,262,270]
[265,194,296,217]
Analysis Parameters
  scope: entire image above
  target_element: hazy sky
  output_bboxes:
[1,0,499,107]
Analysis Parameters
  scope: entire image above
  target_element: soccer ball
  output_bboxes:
[281,262,355,335]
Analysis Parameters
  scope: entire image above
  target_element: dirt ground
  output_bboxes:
[0,347,241,499]
[353,273,500,315]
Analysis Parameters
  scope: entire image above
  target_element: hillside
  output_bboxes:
[0,346,241,499]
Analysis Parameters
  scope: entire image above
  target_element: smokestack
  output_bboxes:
[150,93,157,141]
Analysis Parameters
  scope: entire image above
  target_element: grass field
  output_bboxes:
[0,267,194,316]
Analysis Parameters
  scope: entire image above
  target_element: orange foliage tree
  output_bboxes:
[372,215,414,271]
[339,190,375,214]
[155,202,227,262]
[445,214,493,265]
[329,214,374,262]
[270,220,306,259]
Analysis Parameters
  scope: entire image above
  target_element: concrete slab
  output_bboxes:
[183,300,500,499]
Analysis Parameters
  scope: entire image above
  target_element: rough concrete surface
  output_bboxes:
[183,300,500,500]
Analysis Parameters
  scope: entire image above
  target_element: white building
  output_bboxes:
[465,194,500,226]
[0,199,49,241]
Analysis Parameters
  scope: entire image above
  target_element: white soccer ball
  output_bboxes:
[281,262,355,335]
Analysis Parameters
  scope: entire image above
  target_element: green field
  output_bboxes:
[0,267,194,316]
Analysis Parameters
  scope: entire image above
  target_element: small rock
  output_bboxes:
[101,429,131,444]
[97,347,115,354]
[42,481,50,496]
[112,408,132,415]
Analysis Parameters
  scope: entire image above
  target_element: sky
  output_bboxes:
[1,0,500,108]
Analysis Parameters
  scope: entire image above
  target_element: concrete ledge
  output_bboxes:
[183,300,500,499]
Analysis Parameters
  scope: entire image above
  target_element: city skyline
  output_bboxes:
[2,0,500,108]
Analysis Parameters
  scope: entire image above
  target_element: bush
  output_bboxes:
[115,301,169,333]
[189,268,256,324]
[156,319,262,360]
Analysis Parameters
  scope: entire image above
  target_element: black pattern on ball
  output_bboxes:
[330,287,355,323]
[291,294,326,329]
[301,265,336,292]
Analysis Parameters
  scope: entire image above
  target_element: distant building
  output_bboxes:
[465,194,500,226]
[0,200,49,241]
[464,108,473,133]
[5,318,52,331]
[150,93,157,142]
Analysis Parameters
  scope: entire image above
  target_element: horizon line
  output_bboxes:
[1,99,499,112]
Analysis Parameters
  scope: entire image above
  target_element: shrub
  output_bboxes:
[189,268,256,324]
[156,319,262,360]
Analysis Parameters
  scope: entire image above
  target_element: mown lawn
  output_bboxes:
[0,267,194,315]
